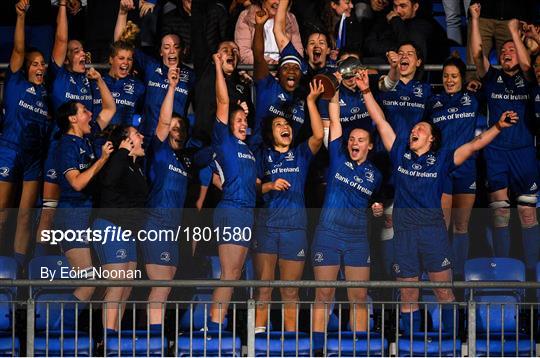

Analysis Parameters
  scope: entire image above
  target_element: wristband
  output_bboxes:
[361,87,371,95]
[383,75,398,90]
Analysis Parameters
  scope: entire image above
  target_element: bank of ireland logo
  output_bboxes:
[0,167,9,178]
[160,252,171,263]
[116,249,127,260]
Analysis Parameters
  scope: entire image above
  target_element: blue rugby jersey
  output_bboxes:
[134,50,195,137]
[258,141,314,229]
[92,74,145,126]
[319,137,381,236]
[390,137,455,231]
[378,79,431,140]
[146,135,190,209]
[49,61,93,113]
[427,91,479,150]
[0,68,49,153]
[212,120,257,208]
[482,67,534,149]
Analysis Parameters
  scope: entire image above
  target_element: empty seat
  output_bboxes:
[0,257,20,357]
[255,331,310,357]
[105,330,165,357]
[177,331,241,357]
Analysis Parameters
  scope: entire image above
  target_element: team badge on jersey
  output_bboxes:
[413,85,423,98]
[461,93,472,106]
[123,83,135,95]
[365,169,375,182]
[0,167,9,177]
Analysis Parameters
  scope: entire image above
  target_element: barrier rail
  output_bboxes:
[1,279,538,357]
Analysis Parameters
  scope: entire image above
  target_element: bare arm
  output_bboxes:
[357,70,395,151]
[329,90,342,142]
[214,54,229,124]
[454,111,517,166]
[114,0,134,41]
[10,0,28,73]
[65,142,113,192]
[87,68,116,129]
[469,4,490,78]
[306,79,325,154]
[508,19,532,81]
[156,67,179,141]
[52,0,68,67]
[378,51,399,91]
[253,9,270,81]
[273,0,290,52]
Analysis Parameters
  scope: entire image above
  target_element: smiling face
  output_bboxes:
[397,44,421,79]
[160,34,182,68]
[393,0,418,20]
[262,0,280,18]
[331,0,353,17]
[409,122,434,153]
[231,109,248,141]
[442,65,462,94]
[499,41,519,73]
[278,63,301,92]
[169,116,187,151]
[271,117,293,149]
[109,49,134,79]
[66,40,86,73]
[370,0,389,11]
[306,33,330,68]
[26,51,46,85]
[217,41,240,75]
[347,128,372,163]
[127,126,145,157]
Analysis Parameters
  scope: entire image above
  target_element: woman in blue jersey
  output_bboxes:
[114,0,195,138]
[254,79,325,332]
[311,80,383,349]
[208,52,258,330]
[357,68,517,336]
[0,0,49,268]
[92,41,145,127]
[143,67,191,329]
[376,41,432,277]
[35,0,94,256]
[92,123,146,334]
[55,68,116,322]
[428,57,480,278]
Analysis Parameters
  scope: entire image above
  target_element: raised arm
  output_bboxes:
[253,9,270,81]
[114,0,134,42]
[306,79,325,154]
[52,0,68,67]
[454,111,517,166]
[328,90,342,142]
[10,0,29,73]
[273,0,290,52]
[65,141,113,192]
[87,68,116,129]
[508,19,532,80]
[378,51,399,92]
[156,67,179,141]
[357,69,396,151]
[469,4,490,78]
[214,53,229,124]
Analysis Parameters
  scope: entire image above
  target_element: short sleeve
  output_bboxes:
[389,137,406,166]
[47,58,61,83]
[134,49,156,77]
[481,66,497,84]
[5,67,25,89]
[256,149,266,180]
[297,140,314,165]
[255,74,278,92]
[198,165,213,186]
[328,136,346,167]
[212,118,233,148]
[59,139,80,175]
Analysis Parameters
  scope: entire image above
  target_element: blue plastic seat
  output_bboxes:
[465,258,532,356]
[105,330,165,357]
[180,294,212,331]
[255,331,310,357]
[0,257,20,356]
[177,331,242,357]
[28,256,93,356]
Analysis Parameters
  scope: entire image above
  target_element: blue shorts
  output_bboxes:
[213,207,253,247]
[392,225,452,278]
[311,227,370,267]
[43,139,60,184]
[443,157,476,195]
[92,218,137,265]
[484,146,539,195]
[54,206,92,252]
[252,227,307,261]
[140,213,180,266]
[0,145,42,182]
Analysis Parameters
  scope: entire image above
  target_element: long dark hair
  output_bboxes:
[397,41,424,79]
[107,124,132,150]
[442,56,466,80]
[262,115,294,148]
[424,121,442,152]
[56,100,80,134]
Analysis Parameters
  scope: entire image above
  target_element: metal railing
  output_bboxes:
[1,279,538,357]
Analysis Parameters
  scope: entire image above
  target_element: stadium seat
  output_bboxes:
[177,331,242,357]
[28,256,93,357]
[465,258,533,356]
[105,330,165,357]
[434,16,447,31]
[0,257,20,356]
[255,331,311,357]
